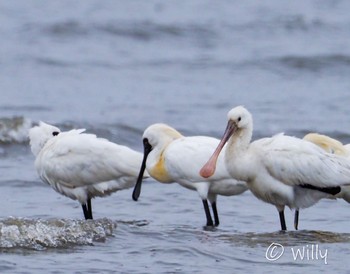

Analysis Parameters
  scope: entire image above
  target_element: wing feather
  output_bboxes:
[255,134,350,188]
[36,131,143,188]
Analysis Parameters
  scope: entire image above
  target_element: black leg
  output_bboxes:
[211,201,220,227]
[87,198,93,220]
[202,200,214,227]
[82,199,93,220]
[82,203,90,220]
[279,210,287,231]
[294,209,299,230]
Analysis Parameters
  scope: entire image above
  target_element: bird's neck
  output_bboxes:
[228,126,252,154]
[224,126,253,181]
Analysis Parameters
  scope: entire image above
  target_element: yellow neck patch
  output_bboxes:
[149,153,172,183]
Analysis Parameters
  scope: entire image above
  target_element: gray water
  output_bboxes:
[1,0,350,273]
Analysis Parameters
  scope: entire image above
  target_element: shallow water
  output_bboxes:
[1,0,350,273]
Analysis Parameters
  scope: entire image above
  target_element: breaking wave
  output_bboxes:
[0,117,32,144]
[0,217,116,250]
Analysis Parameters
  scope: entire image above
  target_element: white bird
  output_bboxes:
[294,133,350,229]
[303,133,350,157]
[132,123,247,227]
[303,133,350,203]
[29,121,146,220]
[200,106,350,231]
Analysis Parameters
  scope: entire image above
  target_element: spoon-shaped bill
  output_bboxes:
[132,139,152,201]
[200,120,237,178]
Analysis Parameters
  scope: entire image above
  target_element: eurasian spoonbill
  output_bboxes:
[200,106,350,230]
[29,121,146,219]
[293,133,350,229]
[132,123,247,227]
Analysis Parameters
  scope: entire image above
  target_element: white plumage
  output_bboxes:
[132,123,247,227]
[200,106,350,230]
[290,133,350,230]
[29,121,146,219]
[303,133,350,203]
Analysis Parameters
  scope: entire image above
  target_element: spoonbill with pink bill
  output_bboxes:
[200,106,350,231]
[132,123,247,227]
[29,121,147,220]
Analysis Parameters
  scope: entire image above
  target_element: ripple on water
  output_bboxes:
[216,230,350,247]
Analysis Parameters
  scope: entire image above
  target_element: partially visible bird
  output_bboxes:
[293,133,350,229]
[132,123,247,227]
[200,106,350,231]
[303,133,350,156]
[29,121,147,219]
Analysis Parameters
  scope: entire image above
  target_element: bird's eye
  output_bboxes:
[52,131,59,136]
[238,117,241,122]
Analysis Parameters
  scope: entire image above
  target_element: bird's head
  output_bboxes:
[200,105,252,178]
[28,121,61,156]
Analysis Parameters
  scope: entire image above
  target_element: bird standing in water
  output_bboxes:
[133,123,247,227]
[29,121,147,219]
[201,106,350,230]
